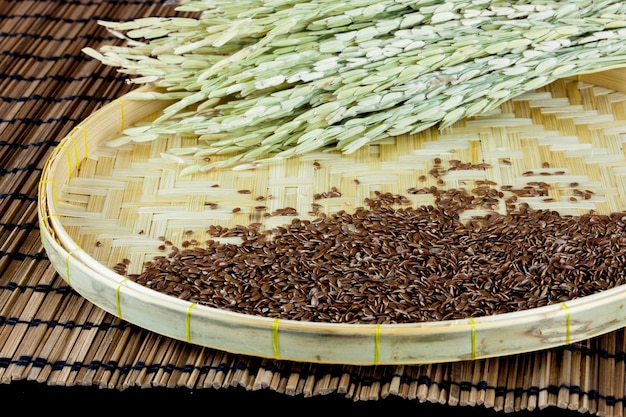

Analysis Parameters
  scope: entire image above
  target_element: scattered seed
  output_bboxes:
[127,173,625,325]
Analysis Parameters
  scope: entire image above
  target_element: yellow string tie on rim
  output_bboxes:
[115,278,129,320]
[71,125,89,159]
[374,323,381,365]
[185,303,197,343]
[272,318,280,360]
[470,317,477,360]
[65,134,80,165]
[64,247,83,287]
[561,302,571,344]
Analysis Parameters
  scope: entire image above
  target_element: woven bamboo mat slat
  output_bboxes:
[1,0,626,415]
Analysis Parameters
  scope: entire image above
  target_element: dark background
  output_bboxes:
[3,379,585,415]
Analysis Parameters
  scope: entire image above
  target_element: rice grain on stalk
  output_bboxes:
[83,0,626,172]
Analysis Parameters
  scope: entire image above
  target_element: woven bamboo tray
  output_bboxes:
[38,68,626,365]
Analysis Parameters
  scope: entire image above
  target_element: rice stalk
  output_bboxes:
[83,0,626,172]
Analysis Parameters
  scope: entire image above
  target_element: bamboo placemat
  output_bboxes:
[1,1,626,415]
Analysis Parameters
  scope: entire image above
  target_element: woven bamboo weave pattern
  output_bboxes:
[58,78,626,278]
[39,70,626,366]
[0,0,625,415]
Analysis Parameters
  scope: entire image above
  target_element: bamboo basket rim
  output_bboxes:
[38,68,626,365]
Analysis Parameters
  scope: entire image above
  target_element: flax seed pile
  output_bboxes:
[125,160,626,324]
